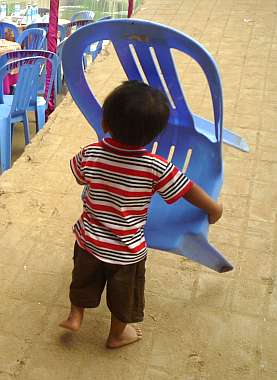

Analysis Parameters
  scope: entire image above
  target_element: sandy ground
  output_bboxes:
[1,0,277,379]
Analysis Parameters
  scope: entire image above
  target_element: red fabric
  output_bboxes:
[128,0,134,17]
[45,0,59,117]
[3,73,18,94]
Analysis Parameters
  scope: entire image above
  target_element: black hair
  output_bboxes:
[102,80,170,146]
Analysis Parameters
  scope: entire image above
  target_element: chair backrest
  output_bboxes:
[62,19,223,146]
[70,10,95,22]
[0,56,52,115]
[26,22,66,43]
[0,50,58,105]
[17,28,47,50]
[38,7,49,17]
[0,22,19,41]
[64,20,94,38]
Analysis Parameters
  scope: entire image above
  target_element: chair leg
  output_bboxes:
[23,113,30,145]
[57,65,63,95]
[222,128,250,152]
[11,123,14,143]
[35,105,46,132]
[180,234,233,273]
[82,54,88,71]
[0,118,12,172]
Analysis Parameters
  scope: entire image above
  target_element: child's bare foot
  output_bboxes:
[59,304,84,332]
[106,324,142,349]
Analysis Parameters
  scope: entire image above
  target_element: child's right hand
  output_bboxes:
[208,203,223,224]
[184,183,223,224]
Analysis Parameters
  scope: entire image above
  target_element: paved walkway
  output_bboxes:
[1,1,277,379]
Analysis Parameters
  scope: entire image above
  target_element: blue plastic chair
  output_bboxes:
[64,19,94,37]
[16,28,47,50]
[0,22,19,41]
[0,50,58,132]
[70,10,95,22]
[64,19,94,70]
[26,22,66,46]
[64,16,112,70]
[62,19,247,272]
[90,16,112,61]
[0,56,55,172]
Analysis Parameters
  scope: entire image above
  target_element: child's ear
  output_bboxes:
[102,121,110,133]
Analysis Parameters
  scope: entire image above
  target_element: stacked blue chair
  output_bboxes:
[0,56,57,172]
[90,16,112,61]
[0,50,58,133]
[0,22,19,41]
[61,19,249,272]
[65,16,112,70]
[26,22,66,46]
[17,28,47,50]
[64,19,94,71]
[64,19,94,37]
[70,10,95,22]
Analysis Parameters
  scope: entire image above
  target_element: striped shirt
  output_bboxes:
[70,138,193,265]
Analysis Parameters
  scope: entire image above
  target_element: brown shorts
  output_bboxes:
[69,241,146,323]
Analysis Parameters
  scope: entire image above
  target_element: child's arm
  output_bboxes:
[184,183,223,224]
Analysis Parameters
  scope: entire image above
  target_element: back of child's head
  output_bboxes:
[102,80,170,146]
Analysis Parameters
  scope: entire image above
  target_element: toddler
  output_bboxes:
[60,80,223,348]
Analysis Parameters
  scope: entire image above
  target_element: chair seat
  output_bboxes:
[0,104,11,119]
[3,95,46,108]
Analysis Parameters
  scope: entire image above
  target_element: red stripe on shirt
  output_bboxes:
[92,183,153,197]
[86,161,154,180]
[86,199,148,217]
[85,234,146,253]
[83,213,141,236]
[155,166,179,191]
[70,157,85,184]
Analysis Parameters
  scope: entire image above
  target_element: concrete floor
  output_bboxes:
[1,0,277,379]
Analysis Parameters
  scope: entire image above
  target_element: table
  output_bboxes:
[0,39,21,94]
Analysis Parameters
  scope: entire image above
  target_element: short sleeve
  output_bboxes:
[154,160,193,204]
[70,149,86,184]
